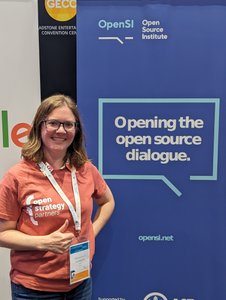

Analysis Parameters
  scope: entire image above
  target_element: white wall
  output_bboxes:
[0,1,40,299]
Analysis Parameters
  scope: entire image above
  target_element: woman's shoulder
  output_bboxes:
[77,160,99,175]
[4,159,37,177]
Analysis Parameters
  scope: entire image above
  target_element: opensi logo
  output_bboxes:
[45,0,76,22]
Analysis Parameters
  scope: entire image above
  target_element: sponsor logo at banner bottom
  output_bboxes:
[144,292,195,300]
[144,293,167,300]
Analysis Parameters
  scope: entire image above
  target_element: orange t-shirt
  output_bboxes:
[0,160,107,292]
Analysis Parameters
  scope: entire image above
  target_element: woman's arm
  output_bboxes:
[0,219,74,254]
[92,186,115,237]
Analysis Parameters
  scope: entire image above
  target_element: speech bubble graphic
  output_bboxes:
[98,98,220,197]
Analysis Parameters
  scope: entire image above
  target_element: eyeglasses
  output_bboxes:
[43,119,79,131]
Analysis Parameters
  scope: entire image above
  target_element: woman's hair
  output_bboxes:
[21,94,88,168]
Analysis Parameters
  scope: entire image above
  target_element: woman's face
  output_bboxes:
[41,105,76,158]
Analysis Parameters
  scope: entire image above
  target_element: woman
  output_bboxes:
[0,94,115,299]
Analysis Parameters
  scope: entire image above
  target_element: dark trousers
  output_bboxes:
[11,278,92,300]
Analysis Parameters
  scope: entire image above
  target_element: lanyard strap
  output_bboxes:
[38,161,81,231]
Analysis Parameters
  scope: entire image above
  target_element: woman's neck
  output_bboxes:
[43,152,66,170]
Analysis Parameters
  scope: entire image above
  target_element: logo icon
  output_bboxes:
[26,195,38,226]
[98,19,134,45]
[144,292,168,300]
[45,0,76,22]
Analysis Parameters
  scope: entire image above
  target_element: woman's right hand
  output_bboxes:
[43,219,74,254]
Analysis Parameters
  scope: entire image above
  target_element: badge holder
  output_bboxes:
[69,240,90,285]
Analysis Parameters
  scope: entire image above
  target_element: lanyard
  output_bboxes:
[38,161,81,231]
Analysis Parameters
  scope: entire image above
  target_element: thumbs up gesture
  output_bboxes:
[43,219,74,254]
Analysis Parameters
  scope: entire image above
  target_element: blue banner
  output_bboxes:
[77,1,226,299]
